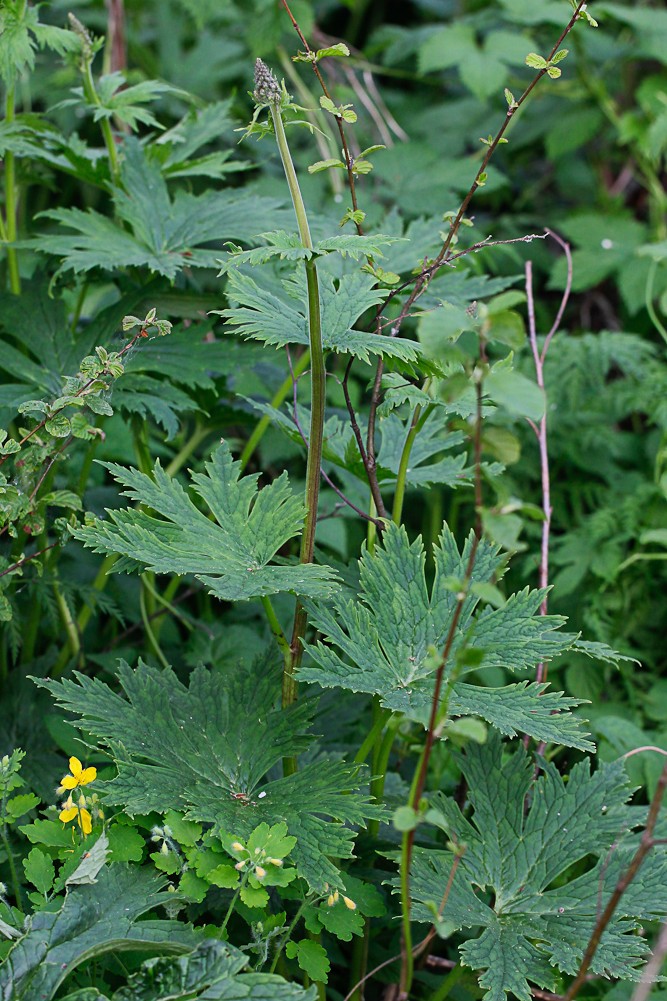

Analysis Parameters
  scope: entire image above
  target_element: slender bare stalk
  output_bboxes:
[525,231,573,685]
[364,2,592,491]
[563,758,667,1000]
[399,366,485,996]
[630,919,667,1001]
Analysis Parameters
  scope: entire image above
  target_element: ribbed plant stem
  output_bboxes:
[4,80,22,294]
[267,102,326,717]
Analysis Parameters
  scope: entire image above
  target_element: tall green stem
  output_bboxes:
[4,80,22,294]
[392,404,423,526]
[81,60,120,182]
[264,85,326,715]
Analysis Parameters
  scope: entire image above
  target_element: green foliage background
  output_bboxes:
[1,0,667,998]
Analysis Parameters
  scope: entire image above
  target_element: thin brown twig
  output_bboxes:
[343,853,464,1001]
[563,758,667,1000]
[0,542,60,580]
[365,2,591,495]
[286,349,383,526]
[630,918,667,1001]
[525,233,572,691]
[280,0,364,233]
[399,370,486,994]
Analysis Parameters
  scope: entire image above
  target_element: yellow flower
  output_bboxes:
[60,756,96,790]
[59,798,93,835]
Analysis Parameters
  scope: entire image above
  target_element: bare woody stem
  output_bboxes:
[399,368,485,996]
[525,231,573,687]
[563,757,667,1000]
[365,1,592,487]
[279,0,364,236]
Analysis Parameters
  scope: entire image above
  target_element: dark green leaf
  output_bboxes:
[74,443,339,601]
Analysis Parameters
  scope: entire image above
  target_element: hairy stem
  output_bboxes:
[366,1,592,484]
[79,46,120,182]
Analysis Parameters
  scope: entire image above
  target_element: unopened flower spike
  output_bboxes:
[253,59,282,105]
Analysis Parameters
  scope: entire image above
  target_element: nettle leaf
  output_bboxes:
[404,737,667,1000]
[29,138,291,280]
[218,266,420,364]
[39,656,381,891]
[74,442,339,601]
[300,523,590,748]
[0,865,199,1001]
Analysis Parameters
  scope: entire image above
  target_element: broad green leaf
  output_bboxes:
[285,940,330,984]
[485,367,545,421]
[73,443,339,601]
[0,3,78,85]
[22,847,55,896]
[449,681,593,749]
[152,100,250,180]
[218,266,420,364]
[29,138,291,280]
[403,737,667,1000]
[300,523,591,748]
[218,232,400,272]
[111,939,317,1000]
[0,865,199,1001]
[377,410,470,488]
[38,655,381,891]
[65,833,109,886]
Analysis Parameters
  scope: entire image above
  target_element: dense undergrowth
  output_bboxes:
[1,1,667,999]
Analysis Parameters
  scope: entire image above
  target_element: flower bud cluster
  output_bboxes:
[230,837,284,881]
[323,882,356,910]
[253,59,282,105]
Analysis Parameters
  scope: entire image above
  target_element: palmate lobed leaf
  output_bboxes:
[38,656,381,891]
[217,266,421,364]
[403,737,667,1000]
[216,231,402,273]
[74,442,339,601]
[27,138,291,280]
[300,522,591,748]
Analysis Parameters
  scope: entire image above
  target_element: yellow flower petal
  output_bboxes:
[79,766,97,786]
[69,756,83,778]
[79,808,92,835]
[61,775,77,789]
[59,806,78,824]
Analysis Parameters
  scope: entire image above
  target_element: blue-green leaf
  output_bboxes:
[74,443,338,601]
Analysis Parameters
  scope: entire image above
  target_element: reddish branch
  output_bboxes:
[564,758,667,999]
